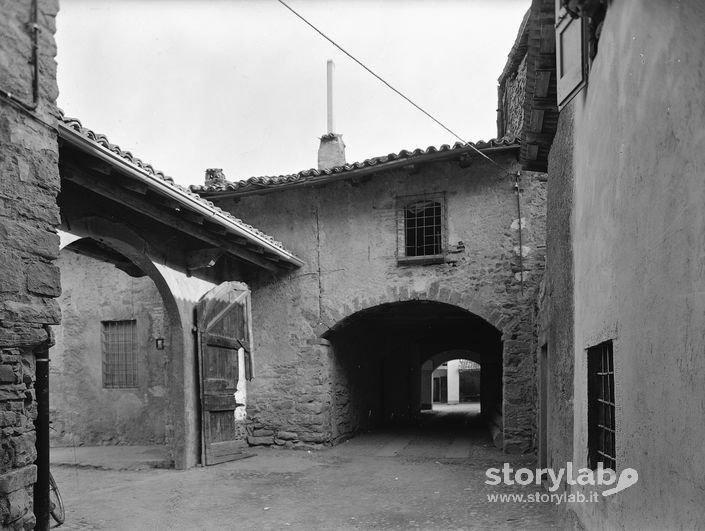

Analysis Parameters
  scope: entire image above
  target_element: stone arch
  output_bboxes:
[319,286,535,454]
[318,284,509,339]
[57,217,216,468]
[427,349,483,370]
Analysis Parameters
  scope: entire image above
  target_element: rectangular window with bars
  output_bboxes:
[587,340,615,470]
[102,320,138,389]
[405,200,442,257]
[397,193,446,264]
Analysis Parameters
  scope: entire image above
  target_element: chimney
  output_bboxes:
[318,60,346,170]
[205,168,226,187]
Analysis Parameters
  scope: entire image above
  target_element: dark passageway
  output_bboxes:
[323,301,503,446]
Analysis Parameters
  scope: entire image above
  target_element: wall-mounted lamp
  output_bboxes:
[155,338,165,350]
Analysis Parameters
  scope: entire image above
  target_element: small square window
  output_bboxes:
[587,340,615,470]
[102,320,138,389]
[397,193,446,264]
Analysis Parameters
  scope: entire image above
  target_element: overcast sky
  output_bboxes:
[56,0,529,187]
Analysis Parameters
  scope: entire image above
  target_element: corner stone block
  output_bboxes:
[10,433,37,468]
[0,325,48,348]
[25,262,61,297]
[0,220,59,260]
[0,465,36,495]
[4,487,34,528]
[0,386,26,401]
[2,300,60,325]
[0,366,17,384]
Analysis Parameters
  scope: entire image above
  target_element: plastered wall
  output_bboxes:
[555,1,705,528]
[51,250,171,447]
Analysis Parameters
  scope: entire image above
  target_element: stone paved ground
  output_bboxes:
[51,405,561,530]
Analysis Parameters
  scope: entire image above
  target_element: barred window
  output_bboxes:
[405,200,442,257]
[102,320,138,388]
[587,340,615,470]
[397,194,446,264]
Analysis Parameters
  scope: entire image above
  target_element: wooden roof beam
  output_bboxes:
[61,164,281,272]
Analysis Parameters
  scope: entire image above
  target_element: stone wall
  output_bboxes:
[0,0,60,527]
[209,152,546,452]
[51,249,171,447]
[500,54,527,137]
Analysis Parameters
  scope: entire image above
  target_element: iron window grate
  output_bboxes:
[102,320,138,389]
[404,200,442,257]
[588,340,615,470]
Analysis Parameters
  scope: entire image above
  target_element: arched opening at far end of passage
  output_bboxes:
[323,300,502,445]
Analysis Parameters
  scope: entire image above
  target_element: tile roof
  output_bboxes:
[190,136,519,195]
[499,0,558,172]
[57,111,296,258]
[498,8,531,87]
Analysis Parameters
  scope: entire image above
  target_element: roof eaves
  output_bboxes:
[57,113,304,268]
[519,0,559,172]
[192,137,519,197]
[498,8,532,86]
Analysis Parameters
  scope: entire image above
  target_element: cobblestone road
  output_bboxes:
[52,405,561,530]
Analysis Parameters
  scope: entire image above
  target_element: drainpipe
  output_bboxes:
[0,0,40,112]
[514,172,524,295]
[34,345,50,531]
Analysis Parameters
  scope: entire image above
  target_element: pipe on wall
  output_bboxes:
[33,347,50,531]
[0,0,40,112]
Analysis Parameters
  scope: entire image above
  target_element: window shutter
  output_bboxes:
[555,1,587,109]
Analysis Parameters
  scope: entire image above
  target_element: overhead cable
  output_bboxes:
[276,0,503,167]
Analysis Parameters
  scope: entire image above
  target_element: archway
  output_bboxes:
[54,221,222,469]
[427,354,481,406]
[52,237,183,465]
[322,300,502,443]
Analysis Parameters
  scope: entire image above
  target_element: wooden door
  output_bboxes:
[196,282,253,465]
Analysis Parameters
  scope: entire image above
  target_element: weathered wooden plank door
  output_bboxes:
[196,282,253,465]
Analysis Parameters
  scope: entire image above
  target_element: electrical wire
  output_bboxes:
[277,0,527,293]
[276,0,506,168]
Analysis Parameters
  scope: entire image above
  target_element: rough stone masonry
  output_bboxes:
[0,0,61,528]
[198,150,546,454]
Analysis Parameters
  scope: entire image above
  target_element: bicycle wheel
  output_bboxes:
[49,471,65,526]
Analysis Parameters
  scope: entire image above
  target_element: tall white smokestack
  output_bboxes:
[327,59,335,134]
[318,59,346,170]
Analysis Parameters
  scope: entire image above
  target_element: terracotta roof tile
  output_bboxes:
[191,137,519,195]
[58,111,293,255]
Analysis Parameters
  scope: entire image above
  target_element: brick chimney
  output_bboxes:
[205,168,226,187]
[317,60,346,170]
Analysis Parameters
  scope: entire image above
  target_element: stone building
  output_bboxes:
[0,1,61,528]
[1,2,305,526]
[192,137,546,452]
[53,114,303,472]
[502,1,705,528]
